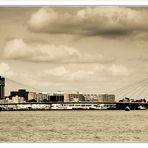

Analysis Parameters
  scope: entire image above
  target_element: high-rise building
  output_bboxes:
[0,76,5,99]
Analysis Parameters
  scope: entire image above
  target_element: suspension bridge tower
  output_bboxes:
[0,76,5,100]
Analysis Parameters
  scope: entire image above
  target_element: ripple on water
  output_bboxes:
[0,110,148,142]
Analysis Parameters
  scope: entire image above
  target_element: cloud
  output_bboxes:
[129,55,148,63]
[0,62,14,77]
[44,66,67,77]
[1,38,115,64]
[109,64,130,76]
[78,54,115,64]
[42,66,95,81]
[1,38,81,63]
[28,7,148,37]
[41,64,130,84]
[69,70,95,81]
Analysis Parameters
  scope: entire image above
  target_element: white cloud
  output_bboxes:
[40,63,130,84]
[109,64,130,76]
[28,7,148,37]
[1,38,115,64]
[41,65,98,82]
[1,38,81,63]
[44,66,67,77]
[0,62,14,77]
[69,70,95,81]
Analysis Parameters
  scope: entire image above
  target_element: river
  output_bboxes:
[0,110,148,142]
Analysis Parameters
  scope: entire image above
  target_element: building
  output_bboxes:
[27,90,116,103]
[64,93,70,102]
[28,92,37,102]
[0,76,5,100]
[49,91,64,102]
[82,94,115,102]
[48,91,85,102]
[59,92,115,102]
[28,92,48,102]
[10,89,29,101]
[64,92,85,102]
[50,92,97,102]
[36,93,48,102]
[11,96,25,103]
[83,94,99,102]
[64,93,115,102]
[97,94,115,102]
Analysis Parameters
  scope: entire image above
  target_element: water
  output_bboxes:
[0,110,148,142]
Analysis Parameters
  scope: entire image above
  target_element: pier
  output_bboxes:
[0,101,148,110]
[116,102,148,110]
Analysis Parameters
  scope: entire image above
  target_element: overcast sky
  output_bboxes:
[0,7,148,96]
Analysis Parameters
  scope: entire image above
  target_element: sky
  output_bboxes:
[0,7,148,96]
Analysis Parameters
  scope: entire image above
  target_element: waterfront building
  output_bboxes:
[10,89,29,101]
[83,94,100,102]
[49,91,84,102]
[49,91,64,102]
[62,92,115,102]
[36,93,48,102]
[36,93,43,102]
[28,92,48,102]
[40,92,48,102]
[11,96,25,103]
[65,93,115,102]
[0,76,5,100]
[64,92,85,102]
[97,94,115,102]
[28,92,37,102]
[64,93,70,102]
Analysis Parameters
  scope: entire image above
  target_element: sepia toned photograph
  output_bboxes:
[0,6,148,142]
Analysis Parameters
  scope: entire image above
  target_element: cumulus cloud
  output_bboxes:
[0,62,14,77]
[1,38,115,64]
[42,66,98,83]
[41,64,130,84]
[28,7,148,37]
[1,38,81,63]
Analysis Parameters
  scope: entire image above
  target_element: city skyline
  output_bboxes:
[0,7,148,95]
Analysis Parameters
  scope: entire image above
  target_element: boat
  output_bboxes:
[137,106,146,110]
[125,106,130,111]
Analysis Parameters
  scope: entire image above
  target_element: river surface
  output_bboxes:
[0,110,148,142]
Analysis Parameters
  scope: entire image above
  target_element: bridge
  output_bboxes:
[2,75,148,99]
[1,75,148,110]
[108,77,148,101]
[4,76,44,95]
